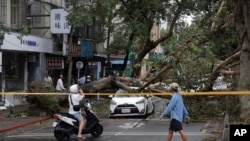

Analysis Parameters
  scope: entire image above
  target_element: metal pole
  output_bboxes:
[78,68,80,80]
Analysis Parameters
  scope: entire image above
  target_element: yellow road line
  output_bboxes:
[1,91,250,96]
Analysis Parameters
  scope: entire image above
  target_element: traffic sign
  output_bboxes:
[76,61,83,69]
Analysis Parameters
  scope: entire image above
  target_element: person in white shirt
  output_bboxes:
[44,73,53,91]
[55,75,66,92]
[68,84,86,139]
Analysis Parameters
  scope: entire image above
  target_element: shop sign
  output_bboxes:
[50,9,71,34]
[68,43,80,56]
[47,57,64,69]
[21,39,39,47]
[1,32,53,53]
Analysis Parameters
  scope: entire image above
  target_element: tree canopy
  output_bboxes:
[65,0,250,121]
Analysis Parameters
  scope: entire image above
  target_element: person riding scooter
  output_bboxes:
[68,84,86,139]
[52,84,103,140]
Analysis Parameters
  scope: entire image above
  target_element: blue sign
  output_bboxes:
[21,39,39,47]
[81,40,94,58]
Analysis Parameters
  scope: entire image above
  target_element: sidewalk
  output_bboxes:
[0,99,109,137]
[0,116,51,134]
[0,105,52,137]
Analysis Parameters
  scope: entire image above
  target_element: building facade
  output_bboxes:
[0,0,105,108]
[0,0,55,107]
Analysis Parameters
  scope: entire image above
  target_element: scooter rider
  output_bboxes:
[68,84,86,139]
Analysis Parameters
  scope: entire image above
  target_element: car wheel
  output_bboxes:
[151,104,155,114]
[143,108,148,118]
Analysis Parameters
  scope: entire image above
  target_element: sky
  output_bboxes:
[160,15,194,30]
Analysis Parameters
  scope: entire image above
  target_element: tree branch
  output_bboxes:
[219,70,240,75]
[154,8,181,45]
[211,0,226,31]
[202,51,241,91]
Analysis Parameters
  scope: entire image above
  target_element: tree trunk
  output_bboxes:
[79,76,134,93]
[67,32,73,89]
[234,0,250,121]
[67,56,73,89]
[121,33,136,75]
[121,51,129,75]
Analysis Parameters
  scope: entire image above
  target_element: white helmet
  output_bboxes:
[69,84,78,94]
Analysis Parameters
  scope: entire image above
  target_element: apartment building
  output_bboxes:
[0,0,55,107]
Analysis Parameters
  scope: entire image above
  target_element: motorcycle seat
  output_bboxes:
[57,112,78,120]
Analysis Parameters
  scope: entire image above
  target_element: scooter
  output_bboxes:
[52,103,103,140]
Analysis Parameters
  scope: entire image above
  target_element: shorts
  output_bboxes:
[72,112,85,121]
[169,118,183,132]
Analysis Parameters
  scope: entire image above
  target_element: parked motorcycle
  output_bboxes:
[52,103,103,140]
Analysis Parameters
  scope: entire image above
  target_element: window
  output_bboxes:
[4,52,25,91]
[0,0,7,24]
[11,0,19,25]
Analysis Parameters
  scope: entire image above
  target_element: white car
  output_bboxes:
[109,89,155,118]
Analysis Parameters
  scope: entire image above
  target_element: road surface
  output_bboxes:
[1,117,213,141]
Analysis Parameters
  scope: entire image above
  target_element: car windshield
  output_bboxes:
[115,89,140,97]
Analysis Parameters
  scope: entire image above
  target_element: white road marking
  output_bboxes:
[118,122,145,129]
[103,132,212,136]
[7,131,212,138]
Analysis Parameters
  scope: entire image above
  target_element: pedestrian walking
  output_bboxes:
[160,82,189,141]
[85,75,91,84]
[78,73,86,85]
[55,74,66,92]
[85,75,93,104]
[44,73,53,92]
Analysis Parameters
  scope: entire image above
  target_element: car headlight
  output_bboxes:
[110,99,117,105]
[136,99,145,104]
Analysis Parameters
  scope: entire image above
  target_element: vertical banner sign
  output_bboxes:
[47,57,64,69]
[50,9,71,34]
[230,125,250,141]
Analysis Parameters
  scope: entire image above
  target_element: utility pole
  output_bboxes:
[61,0,73,88]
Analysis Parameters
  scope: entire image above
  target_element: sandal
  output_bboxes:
[77,136,86,139]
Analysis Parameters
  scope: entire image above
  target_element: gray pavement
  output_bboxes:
[0,118,217,141]
[0,97,225,140]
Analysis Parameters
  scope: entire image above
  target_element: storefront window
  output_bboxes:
[3,52,25,91]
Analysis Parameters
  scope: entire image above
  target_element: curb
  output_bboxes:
[0,116,51,133]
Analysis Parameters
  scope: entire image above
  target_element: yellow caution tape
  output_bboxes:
[1,91,250,96]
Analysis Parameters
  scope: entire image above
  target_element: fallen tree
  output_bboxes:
[80,76,167,94]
